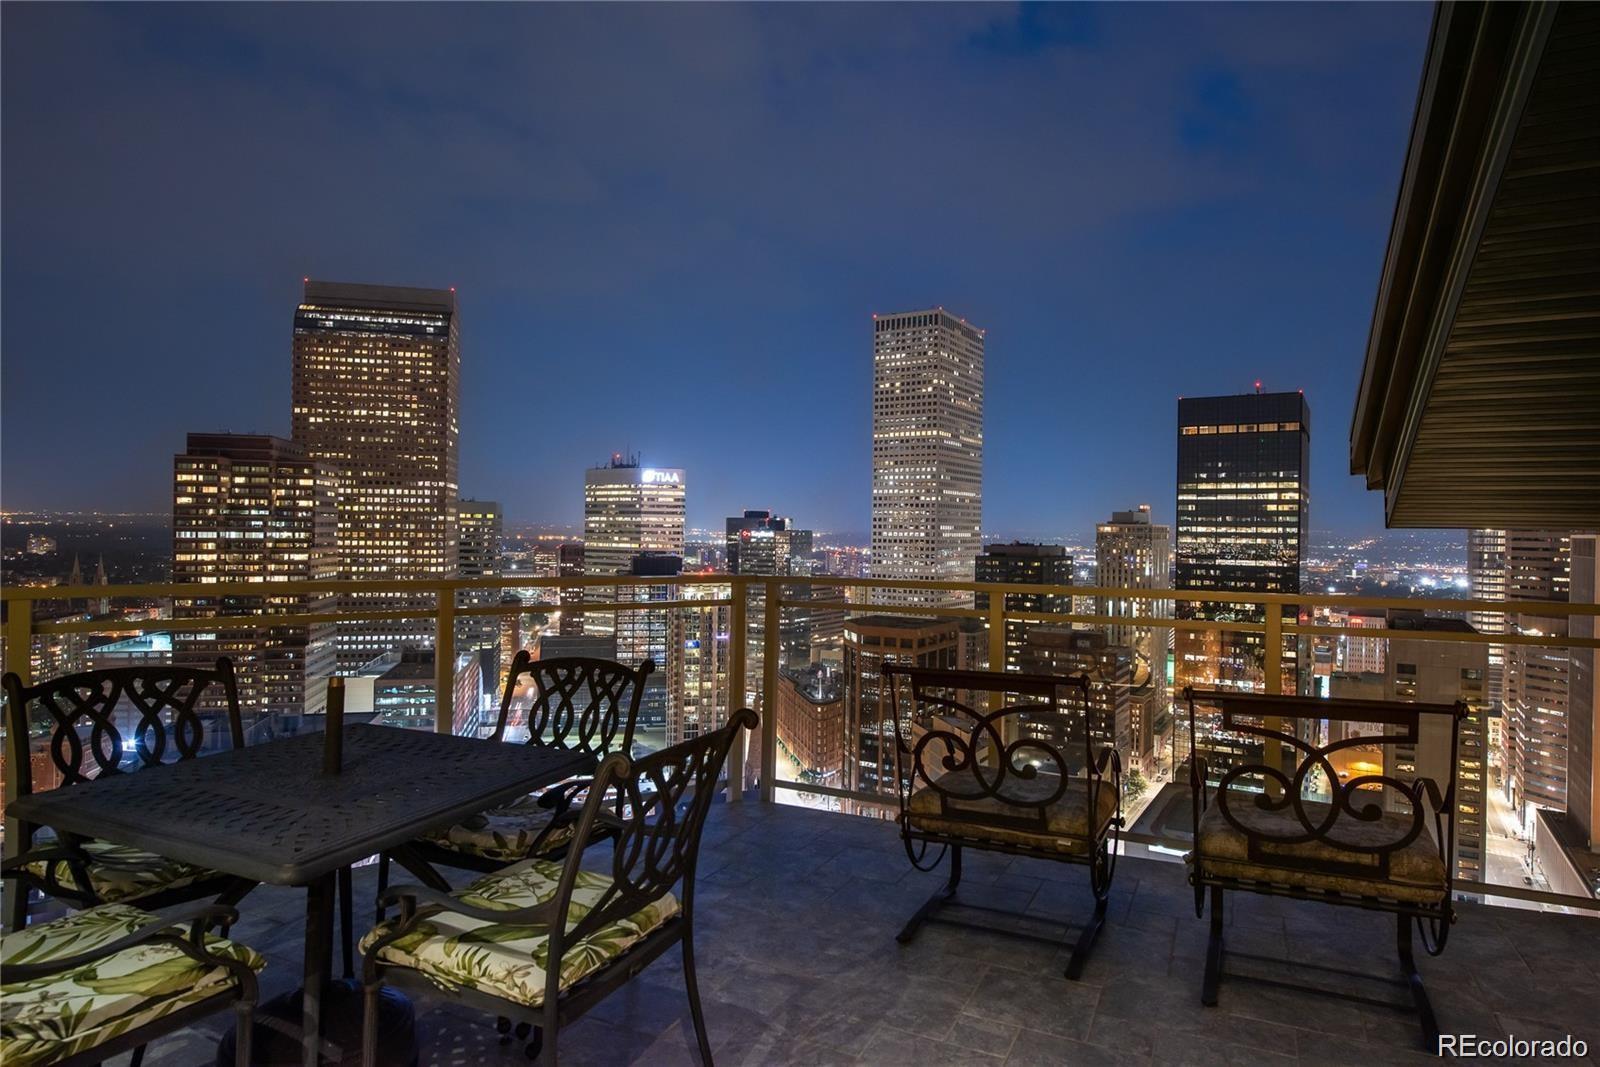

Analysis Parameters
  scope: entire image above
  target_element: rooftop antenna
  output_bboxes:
[1254,379,1263,394]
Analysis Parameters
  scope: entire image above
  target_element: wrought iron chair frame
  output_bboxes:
[1183,687,1468,1047]
[378,654,655,892]
[2,661,259,932]
[886,665,1121,980]
[1,902,258,1067]
[363,707,758,1067]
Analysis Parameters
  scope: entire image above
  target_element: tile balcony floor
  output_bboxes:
[133,802,1598,1067]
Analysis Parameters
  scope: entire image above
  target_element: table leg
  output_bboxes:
[302,872,335,1067]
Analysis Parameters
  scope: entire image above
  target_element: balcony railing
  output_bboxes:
[4,573,1598,914]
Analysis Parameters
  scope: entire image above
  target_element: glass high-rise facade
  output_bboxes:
[291,280,460,672]
[1174,391,1309,693]
[582,457,685,637]
[869,308,983,607]
[172,433,338,729]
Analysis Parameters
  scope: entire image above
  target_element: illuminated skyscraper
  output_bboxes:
[1504,530,1574,816]
[974,543,1073,673]
[457,499,502,695]
[668,585,732,746]
[582,456,685,636]
[1468,528,1508,711]
[172,433,338,726]
[1095,506,1173,665]
[291,280,460,671]
[616,552,681,736]
[1567,535,1598,853]
[869,308,983,607]
[727,510,815,683]
[1174,391,1309,693]
[557,542,585,636]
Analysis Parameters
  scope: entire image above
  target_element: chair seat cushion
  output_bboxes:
[24,840,218,904]
[0,903,265,1067]
[419,794,577,863]
[1188,797,1447,905]
[907,768,1117,856]
[361,858,678,1007]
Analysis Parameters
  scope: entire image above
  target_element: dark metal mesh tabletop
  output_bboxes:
[7,725,592,884]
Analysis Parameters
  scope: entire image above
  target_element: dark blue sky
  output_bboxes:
[1,3,1431,537]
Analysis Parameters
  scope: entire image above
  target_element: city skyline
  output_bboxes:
[1,3,1433,535]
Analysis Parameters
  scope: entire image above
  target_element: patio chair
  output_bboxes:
[0,901,262,1067]
[886,665,1121,980]
[1183,687,1468,1048]
[378,653,653,891]
[2,662,259,932]
[361,707,758,1067]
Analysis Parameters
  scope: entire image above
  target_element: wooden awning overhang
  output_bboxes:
[1349,1,1600,528]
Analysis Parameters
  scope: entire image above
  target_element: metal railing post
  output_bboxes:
[761,578,780,804]
[3,598,32,866]
[987,594,1006,700]
[3,598,31,688]
[726,578,747,802]
[1263,604,1284,791]
[434,587,455,735]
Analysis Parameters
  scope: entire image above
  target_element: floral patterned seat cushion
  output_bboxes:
[23,840,218,904]
[0,903,265,1067]
[420,794,577,863]
[1188,798,1447,905]
[361,858,678,1007]
[908,767,1117,856]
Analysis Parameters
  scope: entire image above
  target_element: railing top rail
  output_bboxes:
[9,572,1598,619]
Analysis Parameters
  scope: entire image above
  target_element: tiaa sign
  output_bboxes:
[642,469,682,485]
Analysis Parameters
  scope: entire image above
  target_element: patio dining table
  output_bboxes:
[6,722,592,1066]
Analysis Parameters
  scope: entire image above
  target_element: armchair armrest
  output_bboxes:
[1,842,82,876]
[2,903,243,984]
[535,777,595,813]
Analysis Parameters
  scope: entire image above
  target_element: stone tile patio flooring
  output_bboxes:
[126,802,1599,1065]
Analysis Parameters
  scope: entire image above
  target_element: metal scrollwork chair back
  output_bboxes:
[1182,686,1469,1046]
[559,705,758,950]
[364,708,758,1067]
[488,651,653,759]
[3,659,244,796]
[887,666,1114,843]
[1,659,254,930]
[883,664,1121,980]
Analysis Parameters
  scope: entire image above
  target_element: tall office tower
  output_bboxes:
[1468,529,1508,712]
[556,542,585,636]
[1565,536,1597,853]
[291,280,460,671]
[1504,530,1574,816]
[582,456,685,636]
[1095,506,1173,674]
[616,552,681,738]
[457,500,503,699]
[726,510,812,576]
[869,308,984,608]
[842,615,959,798]
[1174,391,1309,693]
[667,585,731,748]
[172,434,338,729]
[973,543,1073,673]
[727,510,817,687]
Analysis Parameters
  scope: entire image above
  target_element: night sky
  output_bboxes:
[1,3,1432,536]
